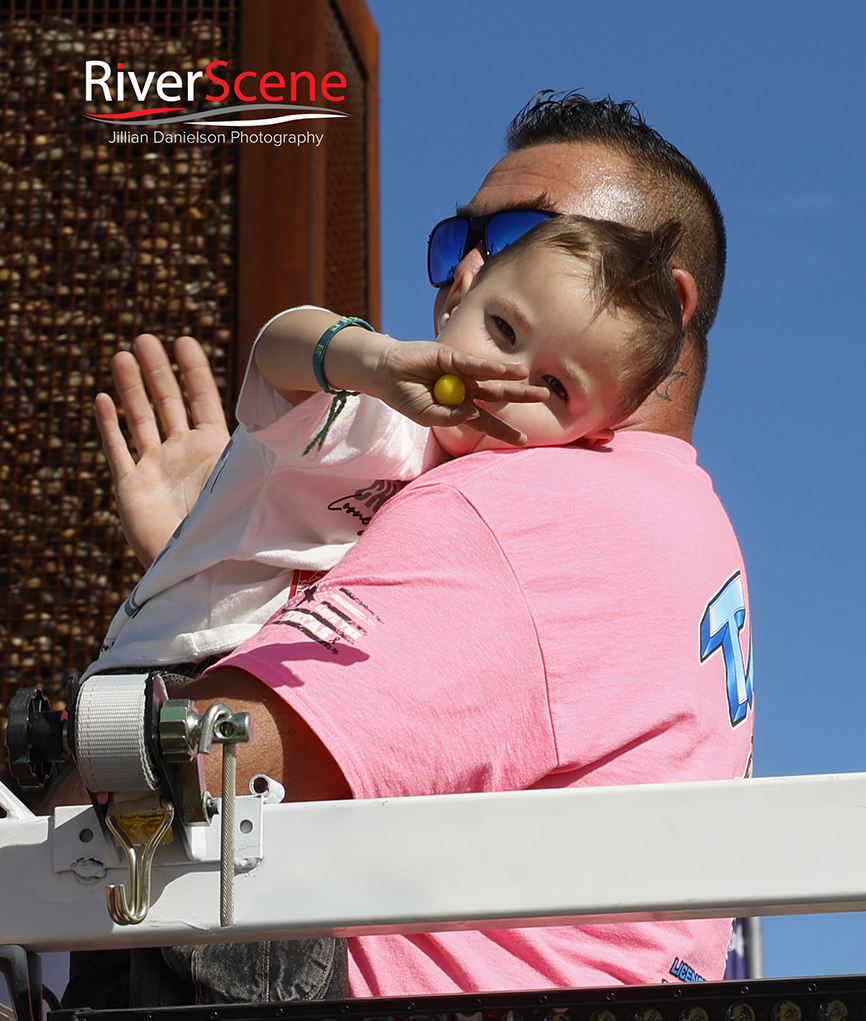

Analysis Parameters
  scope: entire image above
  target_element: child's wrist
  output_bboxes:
[321,326,393,395]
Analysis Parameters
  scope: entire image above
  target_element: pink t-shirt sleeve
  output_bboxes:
[220,480,558,800]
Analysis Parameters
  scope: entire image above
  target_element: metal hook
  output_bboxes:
[104,799,175,925]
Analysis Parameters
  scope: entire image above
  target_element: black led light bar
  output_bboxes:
[49,973,866,1021]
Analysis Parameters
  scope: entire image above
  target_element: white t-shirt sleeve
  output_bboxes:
[235,305,320,432]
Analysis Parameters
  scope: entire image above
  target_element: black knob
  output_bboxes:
[6,687,69,789]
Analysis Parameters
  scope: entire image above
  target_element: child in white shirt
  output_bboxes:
[89,213,684,683]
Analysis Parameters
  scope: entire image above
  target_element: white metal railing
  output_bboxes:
[1,772,865,953]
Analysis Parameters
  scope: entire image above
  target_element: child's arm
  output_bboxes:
[255,308,550,447]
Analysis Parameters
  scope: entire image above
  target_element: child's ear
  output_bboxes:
[435,263,479,335]
[581,428,615,449]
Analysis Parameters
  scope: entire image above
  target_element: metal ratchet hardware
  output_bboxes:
[6,675,253,927]
[196,701,251,927]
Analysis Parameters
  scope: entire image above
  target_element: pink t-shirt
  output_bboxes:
[221,432,754,994]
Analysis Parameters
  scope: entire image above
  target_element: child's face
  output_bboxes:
[433,246,634,457]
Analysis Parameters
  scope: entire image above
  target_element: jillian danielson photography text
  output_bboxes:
[106,129,326,146]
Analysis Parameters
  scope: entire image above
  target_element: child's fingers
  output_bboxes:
[95,392,137,480]
[132,333,192,437]
[111,347,164,455]
[472,379,550,404]
[463,405,528,447]
[445,350,529,380]
[174,336,229,432]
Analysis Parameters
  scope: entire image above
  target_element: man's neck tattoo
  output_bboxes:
[654,370,687,402]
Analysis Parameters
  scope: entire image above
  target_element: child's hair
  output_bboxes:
[478,214,685,421]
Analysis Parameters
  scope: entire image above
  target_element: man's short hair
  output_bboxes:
[505,91,726,403]
[477,214,685,423]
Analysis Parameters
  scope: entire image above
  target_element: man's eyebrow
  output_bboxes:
[455,190,558,218]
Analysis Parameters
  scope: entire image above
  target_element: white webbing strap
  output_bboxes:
[75,674,160,793]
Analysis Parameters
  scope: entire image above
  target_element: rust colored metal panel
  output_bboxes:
[0,0,379,785]
[236,0,379,375]
[332,0,379,329]
[236,0,320,374]
[0,0,241,779]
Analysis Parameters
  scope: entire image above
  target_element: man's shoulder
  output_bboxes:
[380,434,729,560]
[406,433,706,499]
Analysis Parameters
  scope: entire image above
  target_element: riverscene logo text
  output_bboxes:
[84,59,351,130]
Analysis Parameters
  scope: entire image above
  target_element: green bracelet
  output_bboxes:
[312,316,374,393]
[304,316,375,456]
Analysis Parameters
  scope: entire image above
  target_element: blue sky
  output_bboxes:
[365,0,866,978]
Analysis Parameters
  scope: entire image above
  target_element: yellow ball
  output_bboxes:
[433,373,466,406]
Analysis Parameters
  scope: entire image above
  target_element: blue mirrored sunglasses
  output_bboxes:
[427,209,557,287]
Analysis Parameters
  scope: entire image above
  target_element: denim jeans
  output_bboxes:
[64,939,348,1008]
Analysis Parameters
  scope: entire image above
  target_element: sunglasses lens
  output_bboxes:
[428,210,554,287]
[428,218,470,287]
[486,210,553,256]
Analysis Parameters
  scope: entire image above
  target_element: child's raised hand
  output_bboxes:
[95,334,230,567]
[372,339,550,446]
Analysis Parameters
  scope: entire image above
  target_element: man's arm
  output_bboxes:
[176,667,351,800]
[95,334,231,567]
[39,667,350,812]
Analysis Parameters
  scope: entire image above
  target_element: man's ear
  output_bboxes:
[435,262,479,334]
[673,267,698,329]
